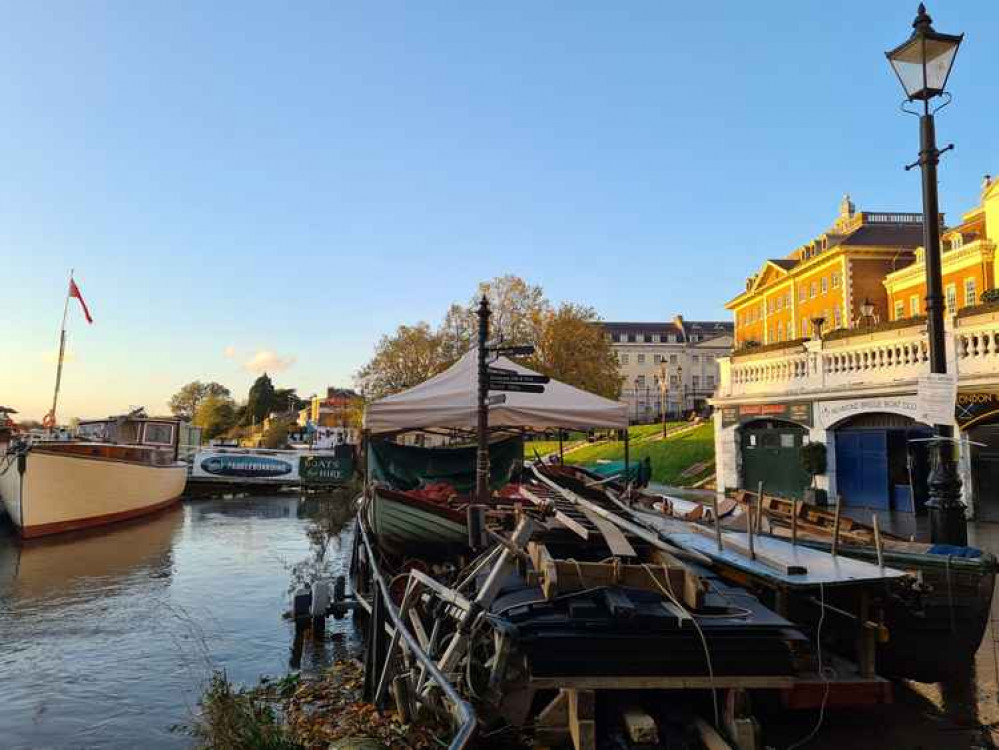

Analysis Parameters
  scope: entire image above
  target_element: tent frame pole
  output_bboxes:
[476,297,491,505]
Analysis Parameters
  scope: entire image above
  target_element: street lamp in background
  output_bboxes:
[886,3,966,544]
[656,361,669,438]
[677,364,684,419]
[633,376,642,423]
[858,297,876,329]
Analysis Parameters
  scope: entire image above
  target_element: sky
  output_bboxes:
[3,2,997,421]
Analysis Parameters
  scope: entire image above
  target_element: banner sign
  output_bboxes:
[956,391,999,429]
[815,395,920,429]
[489,382,545,394]
[195,452,296,480]
[299,454,354,485]
[488,372,550,385]
[721,401,813,428]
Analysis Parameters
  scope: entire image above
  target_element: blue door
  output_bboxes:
[835,430,890,509]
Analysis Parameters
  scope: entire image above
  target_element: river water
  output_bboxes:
[0,492,361,750]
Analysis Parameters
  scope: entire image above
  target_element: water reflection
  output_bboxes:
[0,492,360,750]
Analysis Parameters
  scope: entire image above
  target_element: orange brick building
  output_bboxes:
[727,197,926,347]
[884,177,999,319]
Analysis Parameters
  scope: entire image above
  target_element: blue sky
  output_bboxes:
[3,2,997,420]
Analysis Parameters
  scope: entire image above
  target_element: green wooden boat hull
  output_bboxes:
[367,489,468,549]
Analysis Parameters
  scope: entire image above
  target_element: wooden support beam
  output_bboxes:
[567,689,596,750]
[689,525,807,576]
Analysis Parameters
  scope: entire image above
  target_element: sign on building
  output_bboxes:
[721,401,813,428]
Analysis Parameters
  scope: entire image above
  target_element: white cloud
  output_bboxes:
[223,345,236,358]
[243,349,296,374]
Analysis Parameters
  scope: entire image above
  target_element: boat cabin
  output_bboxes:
[75,413,202,463]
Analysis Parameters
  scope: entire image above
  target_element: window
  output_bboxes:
[620,354,629,365]
[637,354,645,364]
[692,376,700,389]
[788,319,795,338]
[810,282,817,299]
[618,333,627,343]
[832,271,841,288]
[636,375,646,388]
[951,234,964,250]
[802,318,810,336]
[799,286,806,302]
[669,375,679,386]
[910,295,920,316]
[894,300,905,320]
[946,284,957,314]
[653,354,662,364]
[776,321,783,341]
[821,276,828,294]
[669,354,678,364]
[143,422,175,446]
[780,434,796,449]
[668,334,677,343]
[775,296,782,311]
[706,375,715,387]
[651,334,660,343]
[786,292,792,308]
[965,278,977,307]
[692,355,699,363]
[833,305,842,328]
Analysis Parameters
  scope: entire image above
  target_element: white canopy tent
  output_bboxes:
[364,350,629,434]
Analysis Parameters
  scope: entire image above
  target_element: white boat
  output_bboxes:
[0,413,192,538]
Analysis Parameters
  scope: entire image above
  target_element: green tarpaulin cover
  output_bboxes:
[367,437,523,493]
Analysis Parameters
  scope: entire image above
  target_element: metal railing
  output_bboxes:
[353,511,477,749]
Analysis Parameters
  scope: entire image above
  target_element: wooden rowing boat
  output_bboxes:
[365,485,468,553]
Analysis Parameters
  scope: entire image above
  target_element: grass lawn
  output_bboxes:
[566,422,715,486]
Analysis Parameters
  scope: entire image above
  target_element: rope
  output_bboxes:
[641,563,719,727]
[787,581,831,750]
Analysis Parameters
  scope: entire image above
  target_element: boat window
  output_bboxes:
[780,433,796,448]
[143,422,175,445]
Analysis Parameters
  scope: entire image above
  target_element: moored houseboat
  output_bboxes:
[0,412,194,538]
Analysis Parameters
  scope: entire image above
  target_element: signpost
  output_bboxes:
[475,301,545,503]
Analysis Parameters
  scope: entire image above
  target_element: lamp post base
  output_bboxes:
[925,438,967,546]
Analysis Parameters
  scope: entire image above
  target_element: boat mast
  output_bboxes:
[49,269,73,432]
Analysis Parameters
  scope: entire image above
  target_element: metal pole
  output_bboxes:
[49,270,74,431]
[917,111,966,545]
[476,296,491,505]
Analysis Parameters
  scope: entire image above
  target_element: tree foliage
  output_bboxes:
[194,394,238,440]
[245,373,278,425]
[261,419,291,449]
[528,302,622,400]
[169,381,231,421]
[355,323,451,400]
[356,276,622,400]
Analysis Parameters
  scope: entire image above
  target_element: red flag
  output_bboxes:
[69,278,93,324]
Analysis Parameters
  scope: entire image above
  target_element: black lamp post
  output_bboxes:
[658,361,668,438]
[677,364,684,418]
[886,4,966,544]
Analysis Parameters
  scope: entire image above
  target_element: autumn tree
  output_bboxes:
[529,303,622,399]
[356,323,451,400]
[169,381,231,421]
[193,394,238,440]
[357,275,623,401]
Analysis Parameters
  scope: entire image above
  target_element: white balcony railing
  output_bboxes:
[719,308,999,400]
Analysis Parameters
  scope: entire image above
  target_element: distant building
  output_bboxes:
[725,196,928,347]
[308,387,361,428]
[603,316,733,422]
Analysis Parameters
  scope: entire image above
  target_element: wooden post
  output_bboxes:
[754,481,765,534]
[791,499,799,546]
[746,489,756,562]
[567,688,596,750]
[831,496,843,557]
[872,514,884,570]
[713,492,724,552]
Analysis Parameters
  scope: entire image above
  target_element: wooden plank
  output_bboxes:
[690,524,807,576]
[536,557,688,602]
[693,717,734,750]
[567,689,595,750]
[580,505,637,557]
[521,487,589,540]
[530,675,794,690]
